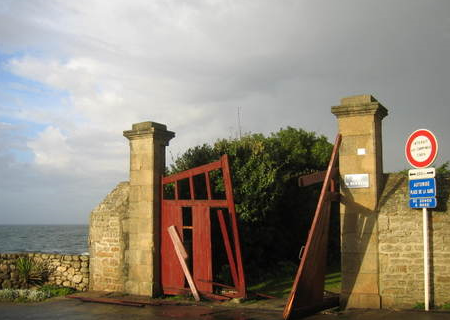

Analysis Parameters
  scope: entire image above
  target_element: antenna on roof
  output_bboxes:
[237,106,242,139]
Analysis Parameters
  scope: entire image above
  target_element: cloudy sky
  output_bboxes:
[1,0,449,224]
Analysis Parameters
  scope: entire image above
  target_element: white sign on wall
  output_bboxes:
[344,174,369,188]
[408,168,436,180]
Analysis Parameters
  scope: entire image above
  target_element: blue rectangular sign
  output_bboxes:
[409,197,437,209]
[409,178,436,198]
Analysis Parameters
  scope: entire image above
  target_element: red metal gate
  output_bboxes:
[161,155,246,299]
[283,134,341,319]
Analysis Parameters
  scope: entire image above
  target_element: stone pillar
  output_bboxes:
[123,121,174,296]
[331,95,387,309]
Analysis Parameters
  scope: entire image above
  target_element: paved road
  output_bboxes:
[1,298,450,320]
[0,298,280,320]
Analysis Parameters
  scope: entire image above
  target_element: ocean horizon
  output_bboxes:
[0,224,89,255]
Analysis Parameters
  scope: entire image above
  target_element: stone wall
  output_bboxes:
[89,181,129,292]
[378,173,450,308]
[0,253,89,291]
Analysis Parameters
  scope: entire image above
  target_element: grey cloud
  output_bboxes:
[1,0,450,224]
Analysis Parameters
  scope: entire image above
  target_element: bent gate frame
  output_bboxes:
[283,133,342,319]
[161,155,246,300]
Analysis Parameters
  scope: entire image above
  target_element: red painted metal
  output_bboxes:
[283,134,341,320]
[161,155,246,299]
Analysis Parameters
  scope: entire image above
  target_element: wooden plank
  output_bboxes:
[200,292,231,301]
[221,155,247,298]
[325,191,340,202]
[161,199,229,207]
[161,204,184,292]
[298,167,338,187]
[197,279,235,289]
[205,172,212,200]
[174,180,179,200]
[162,159,222,183]
[189,176,195,200]
[168,225,200,301]
[193,206,213,293]
[254,292,277,299]
[283,134,341,320]
[217,209,239,288]
[66,296,145,307]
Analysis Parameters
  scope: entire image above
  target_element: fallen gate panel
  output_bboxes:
[283,134,341,319]
[161,155,246,299]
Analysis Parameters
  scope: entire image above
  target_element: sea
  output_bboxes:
[0,225,89,255]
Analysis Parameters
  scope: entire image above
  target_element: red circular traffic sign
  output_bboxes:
[405,129,438,168]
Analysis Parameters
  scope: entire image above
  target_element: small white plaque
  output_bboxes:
[357,148,366,155]
[344,174,369,188]
[408,167,435,180]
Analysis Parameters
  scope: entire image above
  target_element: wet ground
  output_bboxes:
[1,298,450,320]
[0,298,279,320]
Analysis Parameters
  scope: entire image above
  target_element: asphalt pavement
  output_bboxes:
[1,298,450,320]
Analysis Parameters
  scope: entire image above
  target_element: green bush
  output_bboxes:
[170,127,337,282]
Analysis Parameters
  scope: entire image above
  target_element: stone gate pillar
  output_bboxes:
[123,121,175,296]
[332,95,387,309]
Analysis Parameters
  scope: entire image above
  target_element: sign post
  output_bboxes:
[405,129,438,311]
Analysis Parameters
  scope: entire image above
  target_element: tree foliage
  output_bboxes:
[170,127,335,280]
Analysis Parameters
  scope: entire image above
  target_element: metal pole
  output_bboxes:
[423,207,430,311]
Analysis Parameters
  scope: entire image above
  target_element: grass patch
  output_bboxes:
[441,302,450,310]
[247,262,341,298]
[39,285,76,298]
[413,302,425,310]
[248,273,295,298]
[324,271,341,293]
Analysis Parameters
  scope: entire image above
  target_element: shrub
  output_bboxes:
[0,289,16,301]
[0,289,50,302]
[169,127,337,281]
[16,256,49,288]
[0,286,74,303]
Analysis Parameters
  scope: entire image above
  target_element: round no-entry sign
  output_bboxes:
[405,129,438,168]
